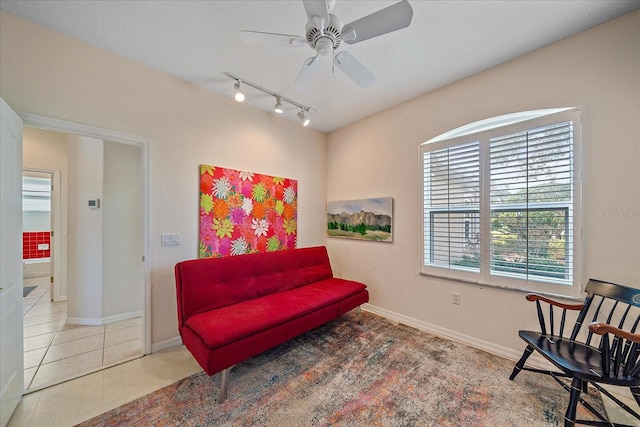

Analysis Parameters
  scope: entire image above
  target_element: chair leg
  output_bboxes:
[509,345,534,380]
[631,386,640,408]
[564,377,582,427]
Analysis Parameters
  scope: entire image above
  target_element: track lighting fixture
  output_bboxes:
[273,96,284,114]
[297,110,310,127]
[233,81,246,103]
[224,72,313,127]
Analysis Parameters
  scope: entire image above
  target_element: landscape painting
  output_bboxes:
[327,197,393,242]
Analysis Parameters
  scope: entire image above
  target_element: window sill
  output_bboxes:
[418,271,584,302]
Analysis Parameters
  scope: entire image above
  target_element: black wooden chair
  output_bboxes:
[509,278,640,427]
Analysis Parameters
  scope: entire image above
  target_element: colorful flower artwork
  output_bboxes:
[199,164,297,258]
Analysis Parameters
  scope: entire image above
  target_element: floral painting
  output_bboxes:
[199,165,297,258]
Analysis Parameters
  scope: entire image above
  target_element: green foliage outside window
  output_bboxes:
[327,222,391,235]
[453,183,570,279]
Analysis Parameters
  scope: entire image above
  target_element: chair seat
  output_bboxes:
[519,330,640,386]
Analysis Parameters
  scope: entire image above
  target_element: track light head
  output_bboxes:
[224,73,314,127]
[298,110,310,127]
[274,96,284,114]
[233,81,246,102]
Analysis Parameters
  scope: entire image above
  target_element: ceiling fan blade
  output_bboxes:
[334,51,375,87]
[239,30,306,47]
[342,0,413,45]
[302,0,329,27]
[294,56,321,91]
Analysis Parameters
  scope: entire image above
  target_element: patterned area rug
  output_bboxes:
[78,311,603,426]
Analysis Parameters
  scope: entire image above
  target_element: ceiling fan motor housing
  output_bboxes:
[306,14,342,56]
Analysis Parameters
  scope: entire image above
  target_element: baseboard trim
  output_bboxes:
[53,294,68,302]
[362,303,553,370]
[103,311,142,325]
[66,310,141,326]
[66,317,103,326]
[152,336,183,353]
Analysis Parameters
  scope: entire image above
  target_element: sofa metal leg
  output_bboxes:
[357,306,363,325]
[218,368,230,403]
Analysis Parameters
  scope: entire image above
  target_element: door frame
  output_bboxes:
[18,112,151,355]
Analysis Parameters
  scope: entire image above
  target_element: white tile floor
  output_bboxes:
[8,346,202,427]
[22,277,144,392]
[601,385,640,426]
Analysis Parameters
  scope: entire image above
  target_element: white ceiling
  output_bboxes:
[1,0,638,133]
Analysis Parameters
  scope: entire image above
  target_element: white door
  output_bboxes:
[0,98,24,427]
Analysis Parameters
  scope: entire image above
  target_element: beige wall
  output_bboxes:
[66,135,104,323]
[0,12,327,345]
[103,141,143,320]
[327,11,640,352]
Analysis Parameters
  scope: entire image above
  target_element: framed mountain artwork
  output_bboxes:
[199,164,297,258]
[327,197,393,242]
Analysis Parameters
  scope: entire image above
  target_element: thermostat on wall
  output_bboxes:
[88,199,100,209]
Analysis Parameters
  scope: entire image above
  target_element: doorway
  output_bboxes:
[21,170,53,286]
[19,115,150,392]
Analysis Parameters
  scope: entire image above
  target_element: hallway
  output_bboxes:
[23,277,143,392]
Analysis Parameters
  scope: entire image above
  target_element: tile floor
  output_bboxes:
[601,386,640,426]
[7,346,202,427]
[22,277,144,392]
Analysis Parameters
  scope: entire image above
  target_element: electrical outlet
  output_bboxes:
[452,292,460,305]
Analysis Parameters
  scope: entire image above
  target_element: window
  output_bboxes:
[421,109,582,297]
[23,174,52,215]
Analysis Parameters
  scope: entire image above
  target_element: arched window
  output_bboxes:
[420,108,583,297]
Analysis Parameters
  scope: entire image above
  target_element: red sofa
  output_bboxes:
[174,245,369,401]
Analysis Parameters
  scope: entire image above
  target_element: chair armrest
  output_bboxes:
[525,294,584,337]
[525,293,584,311]
[589,322,640,344]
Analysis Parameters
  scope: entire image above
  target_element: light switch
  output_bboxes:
[161,233,181,246]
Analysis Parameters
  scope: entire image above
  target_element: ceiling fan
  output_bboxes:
[239,0,413,90]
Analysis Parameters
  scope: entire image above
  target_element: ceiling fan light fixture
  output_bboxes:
[274,96,284,114]
[298,110,311,127]
[233,81,246,102]
[315,37,333,56]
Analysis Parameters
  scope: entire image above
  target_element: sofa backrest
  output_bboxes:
[175,246,334,325]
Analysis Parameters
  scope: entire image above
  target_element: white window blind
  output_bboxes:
[489,121,573,284]
[423,141,480,270]
[420,108,582,297]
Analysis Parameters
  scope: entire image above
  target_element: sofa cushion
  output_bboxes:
[184,278,366,350]
[175,246,334,323]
